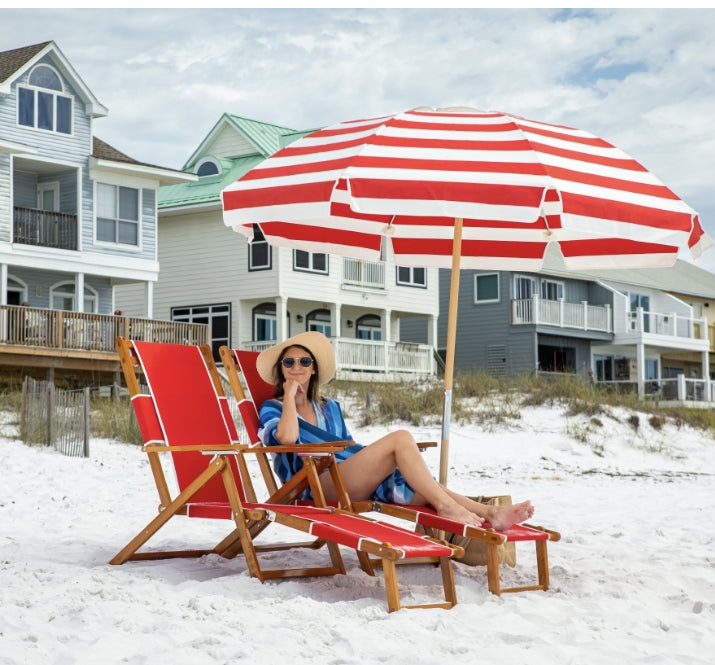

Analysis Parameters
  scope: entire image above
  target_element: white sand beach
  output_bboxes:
[1,402,713,664]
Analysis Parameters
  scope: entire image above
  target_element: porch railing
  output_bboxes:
[13,206,78,250]
[596,376,714,403]
[0,305,209,353]
[625,308,707,340]
[512,297,612,333]
[240,336,434,378]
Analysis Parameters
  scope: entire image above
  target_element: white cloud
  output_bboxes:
[2,7,714,261]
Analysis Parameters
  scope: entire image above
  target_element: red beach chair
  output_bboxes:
[110,337,462,612]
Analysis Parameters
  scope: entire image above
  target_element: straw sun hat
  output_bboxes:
[256,331,336,386]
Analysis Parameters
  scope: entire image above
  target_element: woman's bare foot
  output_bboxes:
[488,500,535,530]
[437,502,485,527]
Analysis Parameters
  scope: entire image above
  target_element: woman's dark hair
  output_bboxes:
[271,344,322,404]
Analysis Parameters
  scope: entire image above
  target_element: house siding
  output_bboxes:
[438,269,618,375]
[207,126,256,160]
[152,209,245,323]
[0,154,10,242]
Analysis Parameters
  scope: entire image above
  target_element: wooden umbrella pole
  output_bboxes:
[439,217,463,486]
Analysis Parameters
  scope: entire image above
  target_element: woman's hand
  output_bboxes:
[283,378,304,402]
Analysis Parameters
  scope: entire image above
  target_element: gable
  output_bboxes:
[0,40,107,118]
[183,113,299,170]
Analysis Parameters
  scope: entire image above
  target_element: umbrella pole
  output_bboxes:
[439,217,463,486]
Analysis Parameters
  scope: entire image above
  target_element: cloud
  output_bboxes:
[2,7,714,263]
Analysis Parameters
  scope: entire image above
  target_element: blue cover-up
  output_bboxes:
[258,397,415,504]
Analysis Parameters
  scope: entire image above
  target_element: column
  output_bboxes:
[276,296,287,341]
[145,282,154,318]
[636,342,645,398]
[75,272,85,312]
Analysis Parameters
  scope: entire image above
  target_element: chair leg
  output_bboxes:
[382,558,402,613]
[485,542,501,596]
[536,540,550,590]
[440,556,458,607]
[110,457,230,565]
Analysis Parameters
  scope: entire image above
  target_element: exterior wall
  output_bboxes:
[206,125,256,159]
[0,154,10,242]
[151,209,244,322]
[147,203,440,350]
[439,268,619,375]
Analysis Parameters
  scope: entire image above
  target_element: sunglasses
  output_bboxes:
[281,356,314,369]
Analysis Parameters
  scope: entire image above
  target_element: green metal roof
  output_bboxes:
[160,114,317,210]
[158,154,265,208]
[223,114,298,157]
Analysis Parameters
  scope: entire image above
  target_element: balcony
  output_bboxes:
[512,297,612,333]
[342,257,385,289]
[241,336,435,379]
[13,206,78,250]
[0,305,210,361]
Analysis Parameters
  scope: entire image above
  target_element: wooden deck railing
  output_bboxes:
[0,305,209,353]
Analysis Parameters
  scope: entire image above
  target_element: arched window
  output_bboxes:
[18,64,72,134]
[195,158,221,177]
[49,281,98,312]
[356,314,381,340]
[306,309,331,337]
[28,65,62,90]
[253,303,276,342]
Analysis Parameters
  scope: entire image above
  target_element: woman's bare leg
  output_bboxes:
[320,429,534,528]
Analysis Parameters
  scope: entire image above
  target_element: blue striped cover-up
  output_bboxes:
[258,397,415,504]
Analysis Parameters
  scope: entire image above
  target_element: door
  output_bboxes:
[37,182,59,245]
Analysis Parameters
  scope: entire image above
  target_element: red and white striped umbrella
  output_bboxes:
[222,106,711,484]
[223,107,711,270]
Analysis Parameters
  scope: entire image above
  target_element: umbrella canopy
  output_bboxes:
[223,107,711,270]
[222,106,711,485]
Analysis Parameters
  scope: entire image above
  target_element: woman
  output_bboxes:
[257,331,534,529]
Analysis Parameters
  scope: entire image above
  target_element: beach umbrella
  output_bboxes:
[222,106,711,485]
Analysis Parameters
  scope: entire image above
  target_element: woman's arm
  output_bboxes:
[275,398,299,444]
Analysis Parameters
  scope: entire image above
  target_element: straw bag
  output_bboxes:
[419,495,517,567]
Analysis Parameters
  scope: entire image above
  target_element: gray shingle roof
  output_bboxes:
[0,41,50,83]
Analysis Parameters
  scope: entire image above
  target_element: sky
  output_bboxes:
[2,6,715,270]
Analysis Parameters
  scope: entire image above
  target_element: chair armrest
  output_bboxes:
[245,443,348,455]
[417,441,437,450]
[143,444,247,454]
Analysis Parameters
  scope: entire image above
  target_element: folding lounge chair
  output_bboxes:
[219,345,561,596]
[111,337,463,612]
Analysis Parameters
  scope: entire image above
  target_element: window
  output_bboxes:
[474,273,499,304]
[294,250,328,274]
[541,279,564,301]
[49,281,98,312]
[196,159,220,177]
[249,224,271,271]
[172,303,230,361]
[253,303,277,341]
[356,314,381,340]
[97,183,139,246]
[396,266,426,287]
[513,275,536,300]
[306,309,331,337]
[18,65,72,135]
